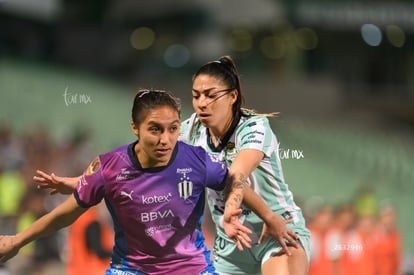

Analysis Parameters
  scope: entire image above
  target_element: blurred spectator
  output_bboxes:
[66,201,113,275]
[0,167,26,235]
[7,189,51,275]
[354,184,379,218]
[325,203,356,275]
[0,122,23,171]
[308,203,334,275]
[21,126,54,173]
[374,202,402,275]
[48,124,95,177]
[345,212,377,275]
[0,123,96,274]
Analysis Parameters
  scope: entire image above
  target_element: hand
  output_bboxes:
[258,216,299,256]
[33,170,78,195]
[223,208,253,251]
[0,235,20,264]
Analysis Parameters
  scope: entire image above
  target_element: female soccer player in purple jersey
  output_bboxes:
[0,89,273,275]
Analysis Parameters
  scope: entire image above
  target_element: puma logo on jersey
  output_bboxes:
[121,190,134,200]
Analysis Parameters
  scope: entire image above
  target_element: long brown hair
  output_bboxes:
[193,55,278,118]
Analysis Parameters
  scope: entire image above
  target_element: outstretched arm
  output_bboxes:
[223,149,299,255]
[33,170,80,195]
[0,195,86,264]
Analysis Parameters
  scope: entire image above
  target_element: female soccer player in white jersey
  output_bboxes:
[179,56,310,275]
[0,89,274,275]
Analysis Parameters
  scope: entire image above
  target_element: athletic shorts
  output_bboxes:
[105,267,146,275]
[212,221,311,275]
[105,263,219,275]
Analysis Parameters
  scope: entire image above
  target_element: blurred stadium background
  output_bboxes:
[1,0,414,274]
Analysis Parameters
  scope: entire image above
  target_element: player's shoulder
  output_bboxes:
[97,143,130,164]
[180,141,224,165]
[177,140,206,154]
[244,113,269,123]
[85,143,132,178]
[177,141,215,165]
[238,114,270,131]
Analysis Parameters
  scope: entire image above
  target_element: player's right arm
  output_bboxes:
[223,149,299,255]
[33,170,80,195]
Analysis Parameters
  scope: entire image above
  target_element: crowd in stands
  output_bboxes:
[306,191,402,275]
[0,122,112,275]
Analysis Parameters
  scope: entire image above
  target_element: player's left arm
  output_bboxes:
[224,149,298,254]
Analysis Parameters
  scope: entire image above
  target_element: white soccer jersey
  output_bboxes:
[180,112,308,242]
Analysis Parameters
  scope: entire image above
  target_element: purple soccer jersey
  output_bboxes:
[74,141,227,275]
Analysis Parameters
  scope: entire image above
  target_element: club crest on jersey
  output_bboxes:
[86,157,100,175]
[176,168,193,200]
[224,145,238,160]
[226,142,235,149]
